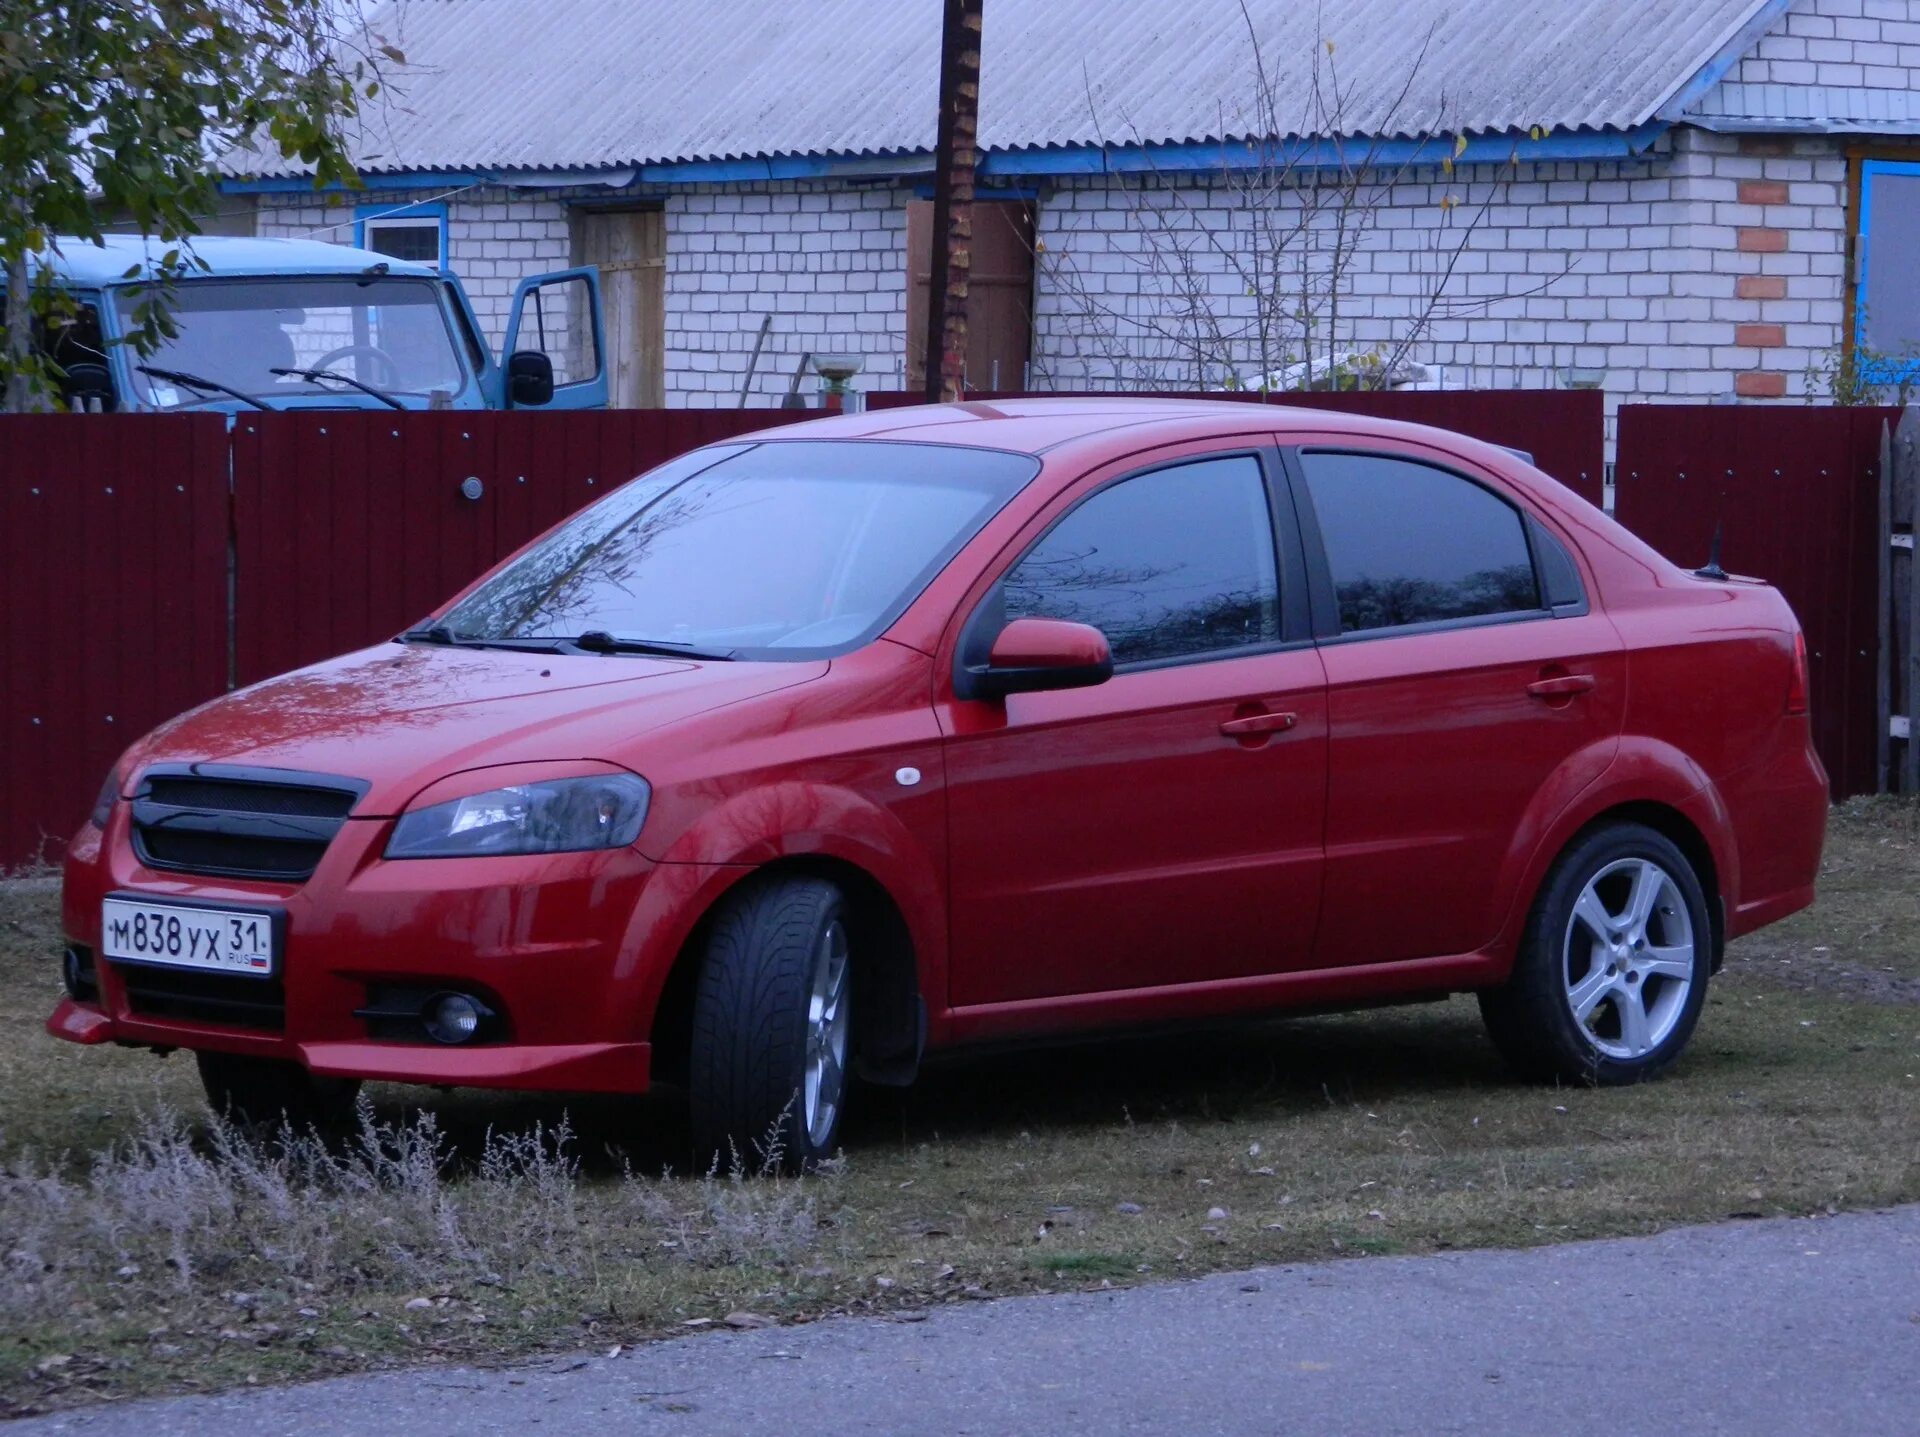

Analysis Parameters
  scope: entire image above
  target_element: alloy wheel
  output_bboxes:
[803,919,851,1149]
[1562,856,1695,1061]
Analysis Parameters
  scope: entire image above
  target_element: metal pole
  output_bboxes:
[923,0,982,404]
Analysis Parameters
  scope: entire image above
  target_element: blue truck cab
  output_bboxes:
[16,235,607,412]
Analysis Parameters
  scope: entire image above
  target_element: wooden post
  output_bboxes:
[922,0,983,404]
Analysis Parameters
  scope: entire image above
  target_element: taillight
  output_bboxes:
[1785,630,1809,716]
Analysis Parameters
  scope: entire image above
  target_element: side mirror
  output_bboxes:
[506,349,555,407]
[959,618,1114,700]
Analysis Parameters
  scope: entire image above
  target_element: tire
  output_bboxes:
[1479,822,1712,1086]
[196,1050,361,1129]
[688,875,852,1174]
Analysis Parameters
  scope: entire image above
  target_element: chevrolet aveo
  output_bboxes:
[49,400,1828,1169]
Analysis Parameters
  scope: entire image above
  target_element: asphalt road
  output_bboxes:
[14,1206,1919,1436]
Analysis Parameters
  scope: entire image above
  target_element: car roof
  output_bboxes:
[25,235,441,288]
[762,397,1533,475]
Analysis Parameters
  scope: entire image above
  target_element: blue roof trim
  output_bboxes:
[217,123,1668,197]
[981,123,1669,177]
[222,171,497,194]
[1655,0,1794,122]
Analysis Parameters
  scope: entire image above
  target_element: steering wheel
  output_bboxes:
[310,344,402,390]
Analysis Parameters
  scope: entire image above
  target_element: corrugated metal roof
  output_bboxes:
[222,0,1771,178]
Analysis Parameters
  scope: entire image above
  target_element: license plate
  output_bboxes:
[100,896,279,977]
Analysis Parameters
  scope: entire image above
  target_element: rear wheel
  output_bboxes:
[195,1050,361,1129]
[1479,822,1711,1085]
[688,875,852,1173]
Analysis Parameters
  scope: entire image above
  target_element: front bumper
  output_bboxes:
[52,811,663,1094]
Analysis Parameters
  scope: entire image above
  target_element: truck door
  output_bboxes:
[503,268,608,410]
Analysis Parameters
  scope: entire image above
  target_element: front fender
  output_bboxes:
[1485,734,1737,975]
[614,781,948,1041]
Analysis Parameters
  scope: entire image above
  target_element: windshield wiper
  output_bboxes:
[136,364,276,412]
[566,631,736,661]
[398,626,560,653]
[399,624,460,646]
[271,365,407,412]
[398,626,734,660]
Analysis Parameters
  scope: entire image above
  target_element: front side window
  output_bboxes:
[1001,455,1281,666]
[1300,452,1541,635]
[440,441,1036,659]
[116,277,468,407]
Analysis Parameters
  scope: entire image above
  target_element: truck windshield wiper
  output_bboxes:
[136,365,276,412]
[271,365,407,412]
[565,631,736,661]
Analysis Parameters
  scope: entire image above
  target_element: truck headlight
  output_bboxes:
[386,774,650,858]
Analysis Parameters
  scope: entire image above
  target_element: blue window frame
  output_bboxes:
[1854,160,1920,383]
[354,201,448,270]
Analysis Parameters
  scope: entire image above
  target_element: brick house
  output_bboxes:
[217,0,1920,431]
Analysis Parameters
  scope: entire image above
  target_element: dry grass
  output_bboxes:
[2,801,1917,1415]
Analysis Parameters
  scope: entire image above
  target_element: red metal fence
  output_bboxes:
[2,410,790,864]
[229,410,792,685]
[1615,404,1896,798]
[0,395,1886,864]
[1,415,232,867]
[869,389,1608,507]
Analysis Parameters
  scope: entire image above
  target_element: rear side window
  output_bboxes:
[1001,455,1280,666]
[1299,452,1541,634]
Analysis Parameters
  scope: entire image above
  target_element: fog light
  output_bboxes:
[423,991,488,1045]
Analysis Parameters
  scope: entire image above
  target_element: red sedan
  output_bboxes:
[48,400,1827,1168]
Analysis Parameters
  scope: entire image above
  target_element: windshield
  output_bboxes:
[116,277,467,406]
[438,441,1038,658]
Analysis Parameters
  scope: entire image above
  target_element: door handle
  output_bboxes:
[1527,674,1595,699]
[1220,710,1298,736]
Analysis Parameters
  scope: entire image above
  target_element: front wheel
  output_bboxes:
[688,875,852,1173]
[1479,823,1711,1085]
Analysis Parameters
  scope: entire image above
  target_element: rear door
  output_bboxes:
[1286,444,1625,968]
[940,444,1328,1009]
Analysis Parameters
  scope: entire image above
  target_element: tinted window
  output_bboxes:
[1301,453,1541,634]
[440,441,1035,658]
[1002,456,1280,666]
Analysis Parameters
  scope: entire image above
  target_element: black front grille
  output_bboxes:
[144,776,358,819]
[130,764,369,883]
[117,963,286,1031]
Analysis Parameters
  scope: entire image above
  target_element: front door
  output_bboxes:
[941,449,1328,1009]
[572,208,664,407]
[1290,445,1626,967]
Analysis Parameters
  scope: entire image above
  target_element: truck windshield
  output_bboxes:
[116,277,468,407]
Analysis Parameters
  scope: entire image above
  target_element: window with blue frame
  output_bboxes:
[1855,160,1920,381]
[356,202,447,269]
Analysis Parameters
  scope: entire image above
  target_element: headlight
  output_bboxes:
[386,774,650,859]
[89,768,122,829]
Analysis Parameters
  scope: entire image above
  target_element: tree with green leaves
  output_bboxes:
[0,1,399,410]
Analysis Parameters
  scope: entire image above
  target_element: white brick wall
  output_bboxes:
[255,184,581,344]
[1029,126,1851,437]
[1733,0,1920,88]
[663,182,910,408]
[258,180,911,408]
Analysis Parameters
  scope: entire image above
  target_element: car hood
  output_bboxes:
[125,643,827,814]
